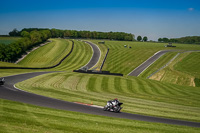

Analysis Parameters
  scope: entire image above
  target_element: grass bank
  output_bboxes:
[1,99,199,133]
[149,52,200,87]
[17,39,72,67]
[89,40,200,75]
[0,39,93,77]
[16,72,200,122]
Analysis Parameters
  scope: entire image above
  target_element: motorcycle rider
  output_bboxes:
[107,98,120,110]
[0,78,5,85]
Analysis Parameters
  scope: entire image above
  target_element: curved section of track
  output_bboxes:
[0,40,74,69]
[0,72,200,128]
[128,50,170,76]
[128,50,200,77]
[82,41,101,69]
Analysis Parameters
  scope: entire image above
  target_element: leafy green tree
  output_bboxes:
[163,38,169,43]
[41,30,51,41]
[30,30,42,44]
[137,36,142,41]
[51,29,60,38]
[124,34,133,41]
[143,36,148,42]
[21,31,30,38]
[64,30,71,37]
[158,38,163,42]
[9,28,20,36]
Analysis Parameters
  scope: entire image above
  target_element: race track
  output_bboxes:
[0,43,200,128]
[82,41,101,69]
[128,50,200,76]
[128,50,171,76]
[0,72,200,128]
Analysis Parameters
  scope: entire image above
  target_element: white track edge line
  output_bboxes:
[137,53,166,77]
[127,50,162,76]
[79,41,101,70]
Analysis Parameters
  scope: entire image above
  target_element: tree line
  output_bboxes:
[0,29,51,62]
[0,28,135,62]
[136,36,148,42]
[158,36,200,44]
[19,28,135,41]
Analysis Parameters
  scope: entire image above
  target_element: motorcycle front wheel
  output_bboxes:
[103,106,108,111]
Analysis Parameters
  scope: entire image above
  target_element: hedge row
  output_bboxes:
[0,30,51,62]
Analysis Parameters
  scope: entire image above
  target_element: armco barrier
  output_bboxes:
[73,70,123,76]
[100,48,109,71]
[0,40,74,69]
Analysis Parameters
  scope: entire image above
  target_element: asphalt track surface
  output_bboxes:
[128,50,172,76]
[0,43,200,127]
[82,41,101,69]
[128,50,200,76]
[0,72,200,128]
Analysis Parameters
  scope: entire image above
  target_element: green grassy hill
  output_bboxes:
[139,52,179,78]
[17,39,93,70]
[146,52,200,87]
[51,40,92,71]
[175,52,200,78]
[90,40,200,75]
[0,39,93,77]
[16,72,200,122]
[17,39,72,67]
[1,39,200,132]
[1,99,198,133]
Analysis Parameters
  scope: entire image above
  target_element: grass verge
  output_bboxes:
[16,72,200,122]
[1,99,199,133]
[90,40,200,75]
[17,39,72,67]
[150,52,200,87]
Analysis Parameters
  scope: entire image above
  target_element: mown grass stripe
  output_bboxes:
[18,39,71,68]
[126,79,134,93]
[120,78,130,94]
[2,99,199,133]
[87,76,97,92]
[107,76,115,92]
[135,78,152,95]
[129,78,142,94]
[95,76,103,92]
[52,40,92,71]
[77,75,89,92]
[114,77,123,93]
[101,76,109,92]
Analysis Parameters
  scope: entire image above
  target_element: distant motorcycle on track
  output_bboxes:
[0,78,5,85]
[103,98,123,113]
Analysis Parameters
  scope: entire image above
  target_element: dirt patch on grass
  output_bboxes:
[150,70,165,81]
[190,77,196,87]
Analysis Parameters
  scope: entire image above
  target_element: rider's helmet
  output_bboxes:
[114,98,118,100]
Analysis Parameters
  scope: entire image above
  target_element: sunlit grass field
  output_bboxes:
[175,52,200,79]
[90,40,200,75]
[2,99,198,133]
[17,39,93,70]
[17,39,72,67]
[51,40,92,71]
[139,52,179,78]
[1,39,200,132]
[16,72,200,122]
[0,39,93,77]
[149,52,200,87]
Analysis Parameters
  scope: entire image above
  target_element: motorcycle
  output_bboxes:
[0,78,5,85]
[103,101,123,113]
